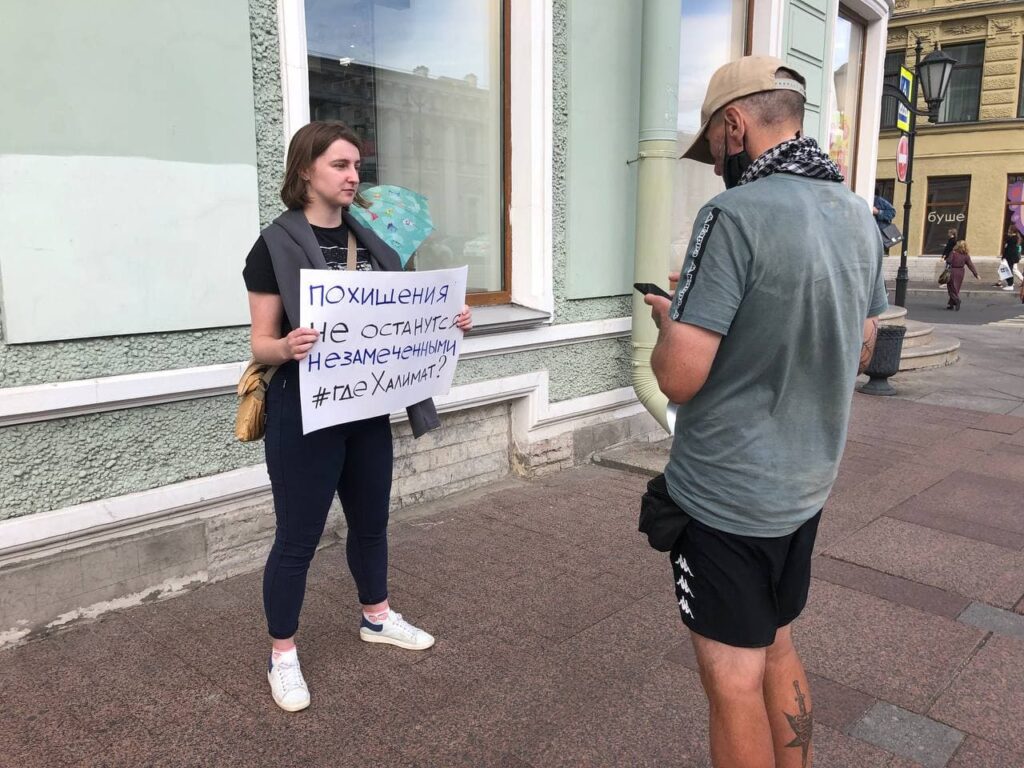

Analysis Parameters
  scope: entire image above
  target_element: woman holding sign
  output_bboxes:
[243,121,472,712]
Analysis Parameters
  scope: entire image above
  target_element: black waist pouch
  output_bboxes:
[638,473,691,552]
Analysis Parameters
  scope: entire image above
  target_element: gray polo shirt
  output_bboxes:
[664,173,888,537]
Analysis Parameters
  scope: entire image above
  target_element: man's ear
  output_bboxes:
[722,105,746,154]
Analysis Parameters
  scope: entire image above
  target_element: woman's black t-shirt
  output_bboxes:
[1004,236,1021,264]
[243,222,373,335]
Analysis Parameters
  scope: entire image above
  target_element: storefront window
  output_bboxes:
[673,0,748,262]
[829,9,866,186]
[1006,174,1024,237]
[923,176,971,254]
[305,0,506,300]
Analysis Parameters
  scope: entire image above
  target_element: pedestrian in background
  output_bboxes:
[872,195,895,226]
[644,56,886,768]
[945,240,978,311]
[243,121,472,712]
[998,226,1021,290]
[872,195,897,253]
[941,228,957,262]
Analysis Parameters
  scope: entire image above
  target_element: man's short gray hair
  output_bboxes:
[734,68,806,127]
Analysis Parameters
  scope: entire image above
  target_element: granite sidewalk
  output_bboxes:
[3,395,1024,767]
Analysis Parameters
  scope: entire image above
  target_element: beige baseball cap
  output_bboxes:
[681,56,807,165]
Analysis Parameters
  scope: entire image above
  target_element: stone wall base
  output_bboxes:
[0,399,660,647]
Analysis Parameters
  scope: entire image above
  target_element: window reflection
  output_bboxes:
[305,0,504,294]
[673,0,747,266]
[829,10,865,187]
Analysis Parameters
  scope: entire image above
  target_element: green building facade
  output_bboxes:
[0,0,890,642]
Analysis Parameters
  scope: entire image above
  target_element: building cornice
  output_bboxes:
[892,0,1024,23]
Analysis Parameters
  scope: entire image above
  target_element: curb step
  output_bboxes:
[880,306,907,327]
[902,319,935,349]
[899,335,960,371]
[592,439,668,477]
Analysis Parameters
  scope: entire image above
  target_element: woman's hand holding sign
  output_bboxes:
[455,304,473,332]
[284,327,320,362]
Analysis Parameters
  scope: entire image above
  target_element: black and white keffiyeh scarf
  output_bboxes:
[737,135,844,187]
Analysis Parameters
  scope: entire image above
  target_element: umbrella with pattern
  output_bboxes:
[349,184,433,268]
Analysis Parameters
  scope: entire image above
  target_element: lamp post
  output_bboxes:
[882,39,957,307]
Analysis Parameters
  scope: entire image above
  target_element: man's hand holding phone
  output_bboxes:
[634,281,673,330]
[633,282,671,299]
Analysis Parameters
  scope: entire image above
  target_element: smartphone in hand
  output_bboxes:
[633,282,671,300]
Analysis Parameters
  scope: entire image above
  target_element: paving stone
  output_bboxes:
[813,555,971,619]
[797,580,985,713]
[930,634,1024,754]
[890,503,1024,551]
[886,758,928,768]
[947,736,1024,768]
[805,671,877,732]
[824,517,1024,609]
[817,463,952,546]
[523,661,712,768]
[958,601,1024,639]
[5,440,1024,766]
[812,723,896,768]
[886,472,1024,545]
[945,427,1006,452]
[849,702,964,768]
[972,413,1024,435]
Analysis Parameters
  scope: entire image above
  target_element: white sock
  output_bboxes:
[363,609,390,625]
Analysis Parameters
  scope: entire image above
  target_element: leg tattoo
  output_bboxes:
[784,680,813,767]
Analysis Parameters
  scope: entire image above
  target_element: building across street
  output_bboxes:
[876,0,1024,257]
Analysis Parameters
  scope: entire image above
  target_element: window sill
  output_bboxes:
[466,304,551,336]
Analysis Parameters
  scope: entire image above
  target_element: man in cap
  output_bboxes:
[643,57,887,767]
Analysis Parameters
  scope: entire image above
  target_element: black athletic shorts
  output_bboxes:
[669,510,822,648]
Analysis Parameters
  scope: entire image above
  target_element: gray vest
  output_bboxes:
[261,208,441,438]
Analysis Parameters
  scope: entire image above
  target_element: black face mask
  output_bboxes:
[723,148,751,190]
[722,129,802,189]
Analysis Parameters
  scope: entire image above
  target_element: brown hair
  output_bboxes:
[280,121,368,210]
[953,240,969,255]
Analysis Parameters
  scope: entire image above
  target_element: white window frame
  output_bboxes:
[276,0,553,318]
[749,0,890,203]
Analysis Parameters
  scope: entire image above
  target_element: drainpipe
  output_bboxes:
[632,0,681,433]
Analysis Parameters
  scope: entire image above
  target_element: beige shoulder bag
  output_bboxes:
[235,230,359,441]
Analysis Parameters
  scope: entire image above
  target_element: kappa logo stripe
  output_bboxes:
[672,207,721,321]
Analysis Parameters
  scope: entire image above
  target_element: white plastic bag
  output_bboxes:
[997,261,1013,281]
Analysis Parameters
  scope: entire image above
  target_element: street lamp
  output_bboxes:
[881,38,957,308]
[917,47,958,118]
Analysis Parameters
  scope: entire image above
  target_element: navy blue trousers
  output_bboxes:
[262,362,393,639]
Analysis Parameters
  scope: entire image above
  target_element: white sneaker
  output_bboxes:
[359,610,435,650]
[1002,285,1016,291]
[267,649,310,712]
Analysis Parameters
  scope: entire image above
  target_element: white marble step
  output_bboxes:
[902,319,936,349]
[879,306,908,327]
[899,336,960,371]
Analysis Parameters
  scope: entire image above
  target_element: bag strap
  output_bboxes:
[260,364,279,386]
[346,229,358,271]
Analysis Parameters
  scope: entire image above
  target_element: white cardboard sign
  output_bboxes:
[298,266,468,434]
